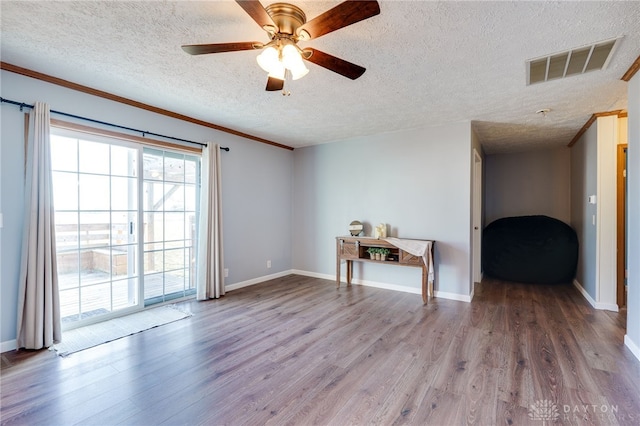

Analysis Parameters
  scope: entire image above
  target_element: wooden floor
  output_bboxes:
[1,275,640,425]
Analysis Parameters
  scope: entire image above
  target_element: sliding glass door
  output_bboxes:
[142,148,199,305]
[50,130,200,327]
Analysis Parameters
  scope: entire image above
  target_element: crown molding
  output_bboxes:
[0,62,294,151]
[621,55,640,82]
[567,110,625,147]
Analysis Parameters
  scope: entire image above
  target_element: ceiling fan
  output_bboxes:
[181,0,380,92]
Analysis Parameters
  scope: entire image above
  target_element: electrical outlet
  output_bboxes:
[224,268,229,277]
[267,260,271,268]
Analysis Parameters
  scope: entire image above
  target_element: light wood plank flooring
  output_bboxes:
[1,275,639,425]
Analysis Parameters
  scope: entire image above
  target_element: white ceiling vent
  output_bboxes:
[526,37,622,85]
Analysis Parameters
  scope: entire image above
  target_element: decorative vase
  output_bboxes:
[381,254,387,261]
[378,223,387,238]
[375,253,381,260]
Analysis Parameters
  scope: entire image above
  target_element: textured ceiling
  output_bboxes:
[1,1,639,153]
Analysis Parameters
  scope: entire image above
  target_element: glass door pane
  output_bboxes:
[142,148,198,305]
[51,133,140,325]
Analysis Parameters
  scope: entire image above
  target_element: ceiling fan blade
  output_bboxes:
[236,0,278,31]
[303,48,366,80]
[296,1,380,40]
[266,76,284,91]
[182,42,263,55]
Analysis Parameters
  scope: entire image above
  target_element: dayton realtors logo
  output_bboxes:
[529,399,635,424]
[528,400,560,424]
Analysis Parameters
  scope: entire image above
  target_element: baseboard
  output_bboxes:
[292,269,422,294]
[292,269,471,302]
[225,269,294,292]
[291,269,335,281]
[1,339,17,353]
[624,335,640,362]
[435,290,472,303]
[572,279,619,312]
[352,278,422,295]
[595,302,619,312]
[573,279,596,307]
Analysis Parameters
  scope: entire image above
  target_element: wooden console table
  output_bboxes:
[336,236,435,303]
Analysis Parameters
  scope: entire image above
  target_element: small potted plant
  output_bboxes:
[366,247,378,260]
[379,248,390,261]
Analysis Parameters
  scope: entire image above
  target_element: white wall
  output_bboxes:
[485,148,571,225]
[0,70,293,349]
[292,122,473,299]
[626,73,640,361]
[571,124,598,300]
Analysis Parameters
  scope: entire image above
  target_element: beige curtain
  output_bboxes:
[197,143,224,300]
[16,102,61,349]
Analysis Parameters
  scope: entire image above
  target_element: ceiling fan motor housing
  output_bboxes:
[265,3,306,36]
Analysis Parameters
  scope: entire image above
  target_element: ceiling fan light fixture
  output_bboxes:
[257,46,280,73]
[289,64,309,80]
[281,44,299,66]
[183,1,380,91]
[282,44,308,80]
[257,42,309,81]
[267,63,286,81]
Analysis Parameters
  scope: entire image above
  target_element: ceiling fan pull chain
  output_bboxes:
[282,69,291,96]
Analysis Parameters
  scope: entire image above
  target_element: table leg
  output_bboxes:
[336,256,341,288]
[346,260,352,286]
[421,265,428,304]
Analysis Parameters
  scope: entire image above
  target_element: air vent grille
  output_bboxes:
[527,37,621,85]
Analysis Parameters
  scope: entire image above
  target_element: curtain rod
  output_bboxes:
[0,97,230,152]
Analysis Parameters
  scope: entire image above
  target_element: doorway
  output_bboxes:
[51,129,200,329]
[617,144,628,308]
[472,149,483,285]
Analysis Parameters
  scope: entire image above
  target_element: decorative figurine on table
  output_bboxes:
[349,220,363,236]
[374,223,387,239]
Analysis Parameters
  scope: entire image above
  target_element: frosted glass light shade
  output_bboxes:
[257,44,309,81]
[289,63,309,80]
[282,44,308,80]
[268,63,286,80]
[257,47,280,73]
[281,45,300,69]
